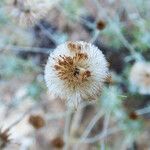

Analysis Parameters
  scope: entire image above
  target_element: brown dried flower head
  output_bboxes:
[51,137,64,149]
[29,115,45,129]
[128,111,139,120]
[0,129,10,148]
[96,20,106,30]
[7,0,58,26]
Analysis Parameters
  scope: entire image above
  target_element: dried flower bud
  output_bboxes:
[0,129,10,148]
[128,112,138,120]
[29,115,45,129]
[51,137,64,148]
[96,20,106,30]
[45,41,108,108]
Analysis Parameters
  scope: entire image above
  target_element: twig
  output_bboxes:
[37,23,59,45]
[100,111,111,150]
[93,0,141,59]
[81,127,124,144]
[90,30,100,44]
[74,110,103,149]
[70,108,83,136]
[46,112,67,120]
[136,106,150,115]
[81,110,103,139]
[0,45,51,54]
[64,102,96,150]
[56,4,95,31]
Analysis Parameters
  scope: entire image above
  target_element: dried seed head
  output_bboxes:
[45,41,108,108]
[96,20,106,30]
[8,0,57,26]
[29,115,45,129]
[129,62,150,94]
[128,112,139,120]
[51,137,64,148]
[0,129,10,148]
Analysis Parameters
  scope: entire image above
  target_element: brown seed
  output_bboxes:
[54,65,61,71]
[128,112,138,120]
[74,68,80,76]
[96,20,106,30]
[29,115,45,129]
[0,129,10,148]
[51,137,64,148]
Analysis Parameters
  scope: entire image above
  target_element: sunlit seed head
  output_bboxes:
[45,41,109,108]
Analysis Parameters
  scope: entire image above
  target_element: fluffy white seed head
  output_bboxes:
[129,61,150,94]
[44,41,109,108]
[7,0,60,26]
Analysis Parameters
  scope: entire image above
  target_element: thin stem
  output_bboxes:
[46,112,66,120]
[100,111,111,150]
[3,101,48,132]
[70,108,83,136]
[90,30,100,44]
[0,45,51,54]
[37,23,59,45]
[81,127,124,144]
[81,111,103,139]
[74,110,103,149]
[56,4,95,31]
[63,108,73,150]
[93,0,140,59]
[136,106,150,115]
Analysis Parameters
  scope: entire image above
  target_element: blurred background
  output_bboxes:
[0,0,150,149]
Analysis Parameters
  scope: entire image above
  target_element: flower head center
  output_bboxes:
[54,52,91,88]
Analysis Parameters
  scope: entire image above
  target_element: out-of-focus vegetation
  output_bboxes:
[0,0,150,150]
